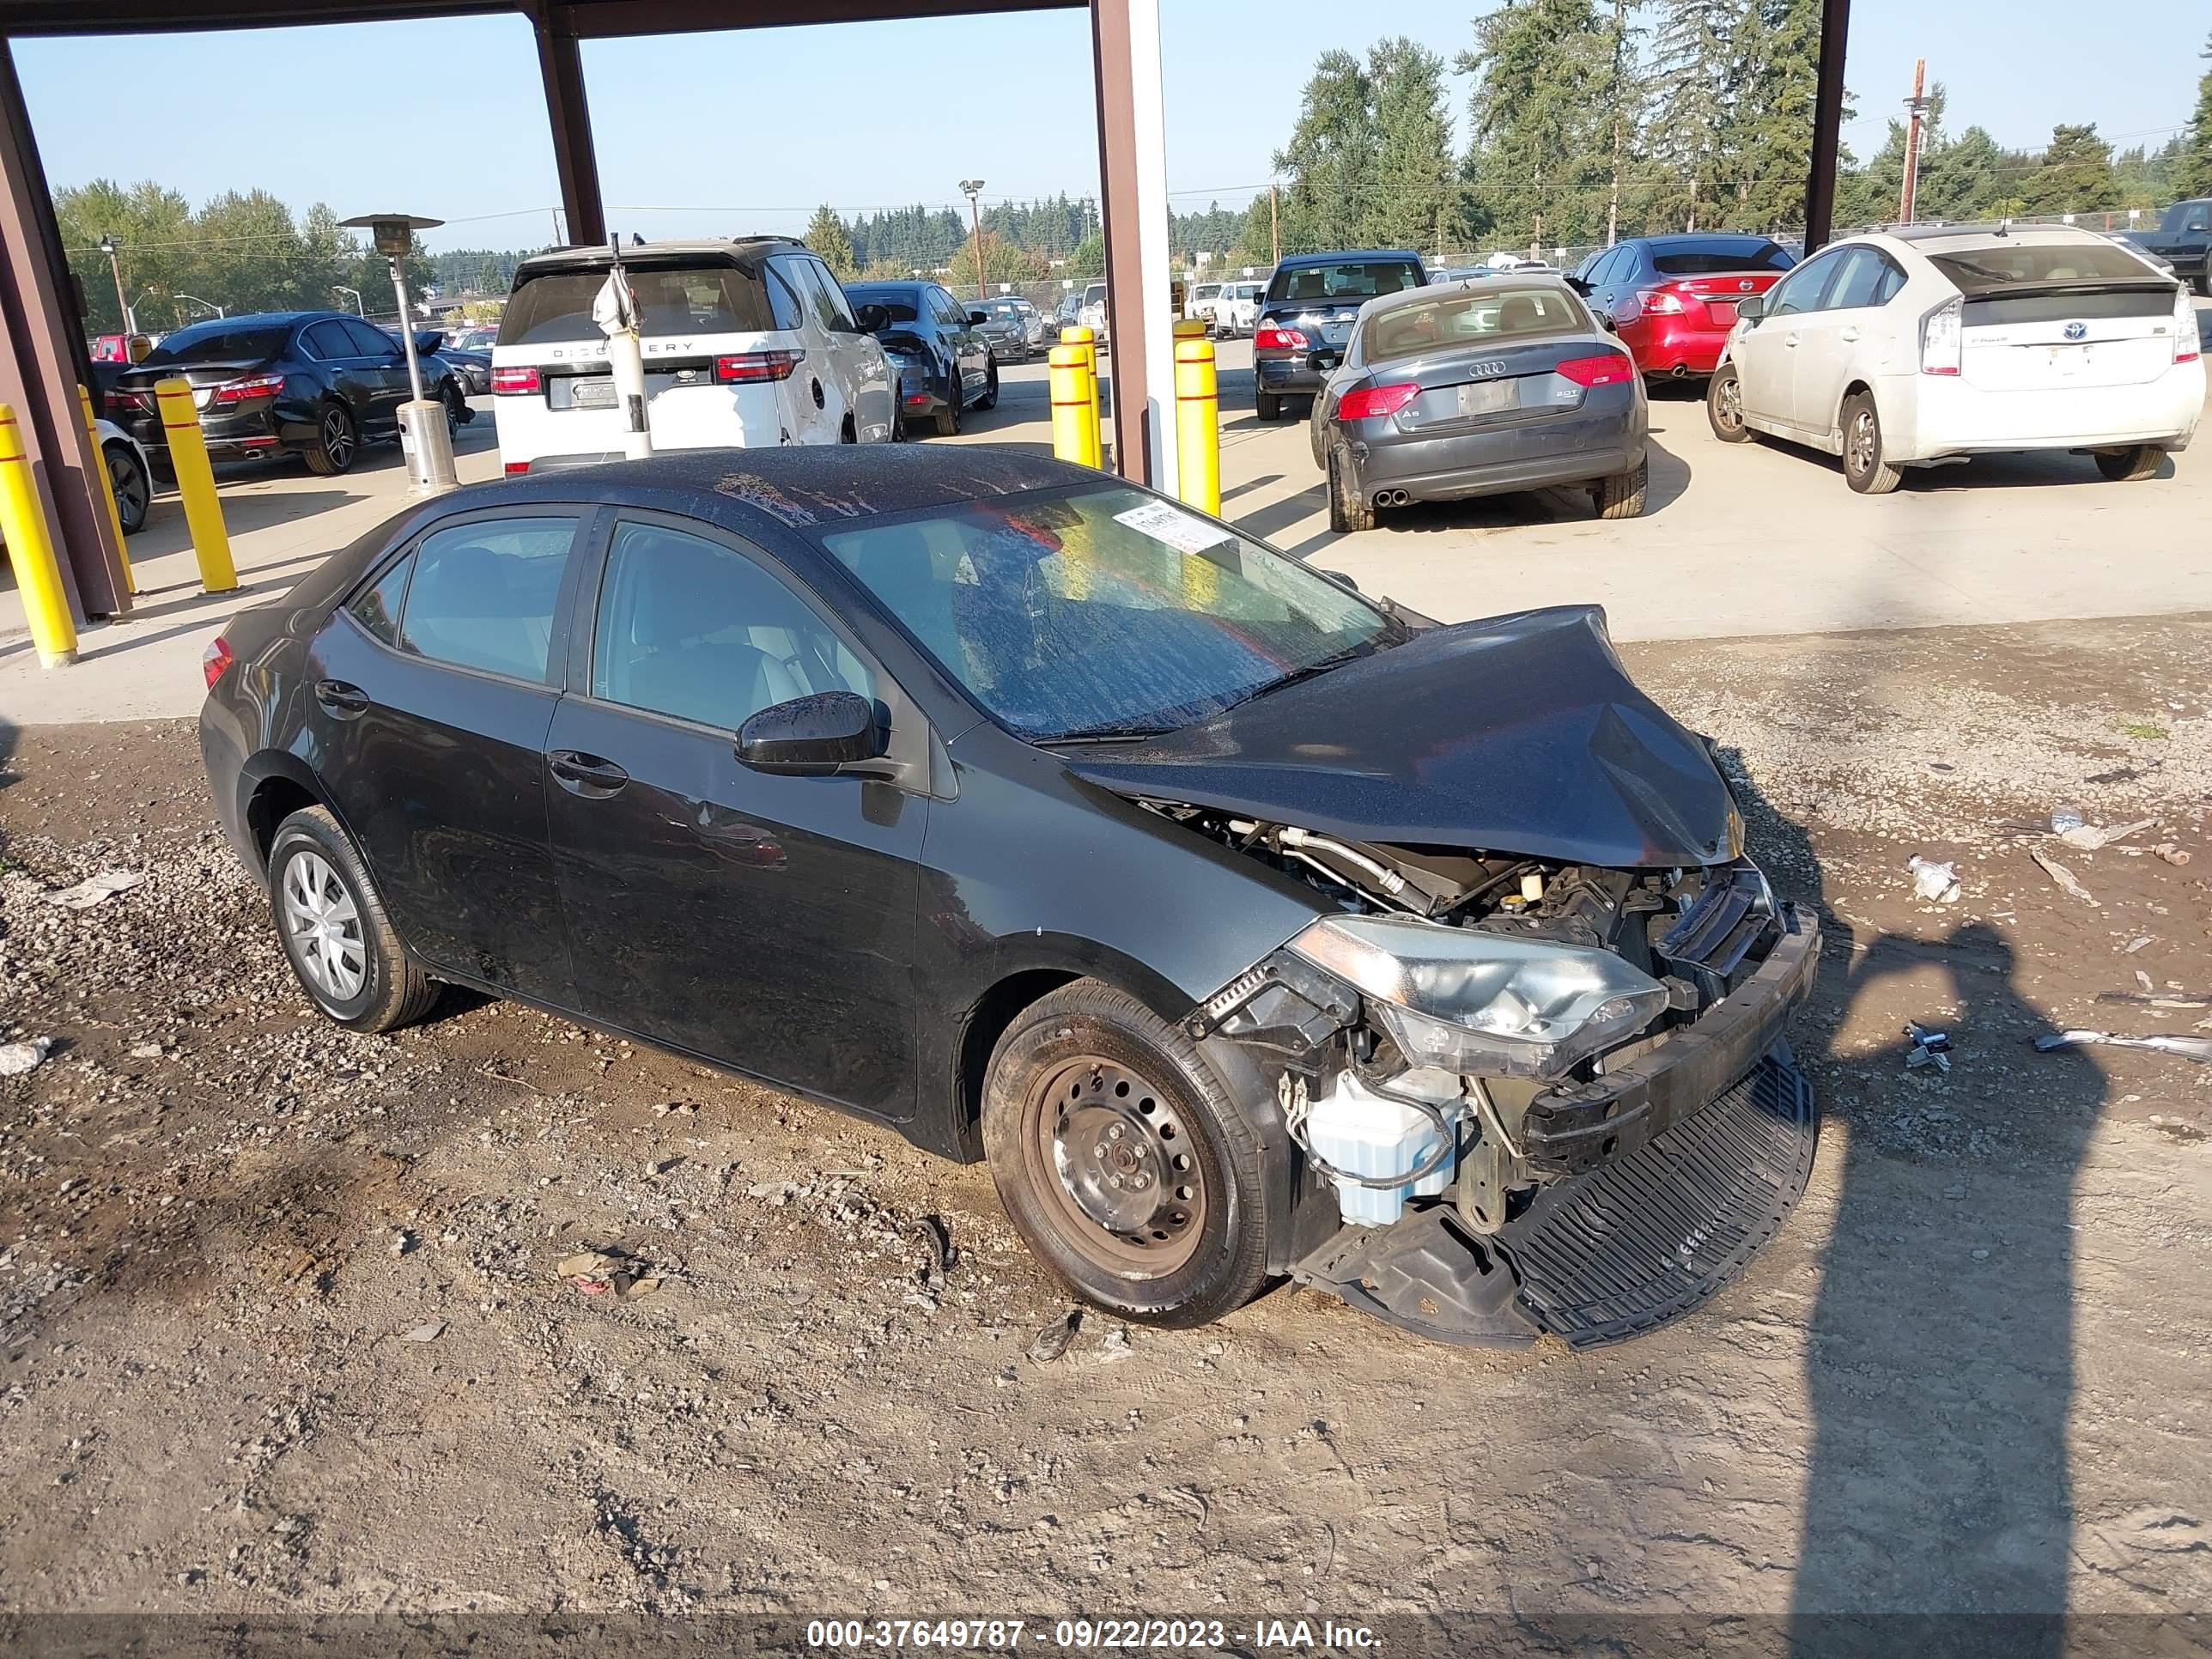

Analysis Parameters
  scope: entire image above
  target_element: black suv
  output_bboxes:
[109,311,469,477]
[1252,251,1426,420]
[844,280,1000,435]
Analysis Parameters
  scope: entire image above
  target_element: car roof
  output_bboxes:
[1274,249,1422,268]
[513,237,801,277]
[1364,270,1573,314]
[475,444,1100,538]
[1627,233,1779,249]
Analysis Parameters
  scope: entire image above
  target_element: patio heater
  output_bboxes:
[341,212,456,495]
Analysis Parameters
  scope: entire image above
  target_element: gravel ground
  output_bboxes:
[0,614,2209,1640]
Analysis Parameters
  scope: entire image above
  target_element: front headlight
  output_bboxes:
[1289,914,1667,1080]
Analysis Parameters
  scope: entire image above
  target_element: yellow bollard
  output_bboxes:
[1174,336,1221,518]
[0,403,80,667]
[1173,318,1206,340]
[1048,344,1102,471]
[153,377,238,594]
[1060,326,1104,468]
[76,385,137,596]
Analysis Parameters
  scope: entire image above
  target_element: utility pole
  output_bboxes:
[1269,183,1279,265]
[1607,0,1627,246]
[96,234,132,333]
[1899,58,1931,224]
[960,179,987,300]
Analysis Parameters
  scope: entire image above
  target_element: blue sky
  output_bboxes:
[15,0,2208,252]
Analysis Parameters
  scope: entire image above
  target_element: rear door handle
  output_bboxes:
[315,678,369,718]
[1838,326,1861,343]
[548,750,629,797]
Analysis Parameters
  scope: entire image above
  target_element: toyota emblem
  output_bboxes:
[2063,320,2087,341]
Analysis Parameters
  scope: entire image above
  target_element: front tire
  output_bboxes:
[2094,444,2164,483]
[933,362,963,437]
[1706,362,1753,444]
[975,356,1000,411]
[267,806,436,1034]
[302,402,358,477]
[1840,391,1902,495]
[103,440,150,535]
[981,980,1274,1328]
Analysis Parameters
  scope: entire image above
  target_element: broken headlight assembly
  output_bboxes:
[1287,913,1668,1080]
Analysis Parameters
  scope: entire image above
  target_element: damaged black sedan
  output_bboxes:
[199,447,1819,1348]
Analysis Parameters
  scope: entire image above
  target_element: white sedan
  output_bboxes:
[1707,225,2204,492]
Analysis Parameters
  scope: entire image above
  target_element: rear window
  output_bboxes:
[498,263,776,346]
[1650,240,1795,276]
[1929,240,2166,295]
[142,321,293,365]
[1366,286,1588,362]
[1268,261,1423,304]
[848,287,921,325]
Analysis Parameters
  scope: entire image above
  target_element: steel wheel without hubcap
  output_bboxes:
[281,848,365,1002]
[1031,1056,1206,1273]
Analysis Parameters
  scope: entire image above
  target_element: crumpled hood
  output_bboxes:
[1061,605,1740,869]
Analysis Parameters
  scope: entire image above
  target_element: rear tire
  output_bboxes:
[2094,445,2164,482]
[267,806,437,1034]
[981,979,1274,1328]
[302,402,358,477]
[1593,457,1649,520]
[103,440,150,535]
[1706,362,1753,444]
[1255,387,1282,422]
[933,362,963,437]
[1328,447,1374,534]
[1839,392,1902,495]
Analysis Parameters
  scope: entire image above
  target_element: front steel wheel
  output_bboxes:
[981,980,1274,1326]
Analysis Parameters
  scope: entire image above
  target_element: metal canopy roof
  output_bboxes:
[0,0,1075,36]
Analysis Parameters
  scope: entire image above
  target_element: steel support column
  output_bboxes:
[0,36,128,620]
[1089,0,1172,488]
[1803,0,1850,252]
[532,9,604,247]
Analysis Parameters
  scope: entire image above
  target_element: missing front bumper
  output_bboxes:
[1292,1047,1819,1349]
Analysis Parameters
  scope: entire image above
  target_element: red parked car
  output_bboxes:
[1567,234,1797,383]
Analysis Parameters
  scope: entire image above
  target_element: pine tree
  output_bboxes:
[1647,0,1741,230]
[2021,124,2118,216]
[804,204,856,279]
[1729,0,1823,230]
[1364,38,1457,254]
[2180,31,2212,198]
[1459,0,1612,252]
[1273,50,1377,254]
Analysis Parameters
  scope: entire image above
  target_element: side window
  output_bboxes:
[1824,247,1888,311]
[1872,257,1906,305]
[763,259,808,331]
[1767,251,1842,318]
[808,260,858,331]
[343,319,398,357]
[591,520,872,732]
[935,289,969,327]
[398,517,580,684]
[301,320,354,361]
[350,553,412,646]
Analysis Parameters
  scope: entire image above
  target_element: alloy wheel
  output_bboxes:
[1847,409,1877,477]
[1031,1055,1206,1273]
[106,448,148,530]
[323,409,355,470]
[1715,373,1743,433]
[282,849,365,1002]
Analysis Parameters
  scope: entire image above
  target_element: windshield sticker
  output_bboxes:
[1113,500,1233,555]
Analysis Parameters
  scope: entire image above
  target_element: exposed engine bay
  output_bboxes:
[1154,799,1793,1241]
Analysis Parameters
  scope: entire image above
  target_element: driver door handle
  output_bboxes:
[1838,326,1861,343]
[315,678,370,718]
[1784,332,1801,347]
[548,750,629,797]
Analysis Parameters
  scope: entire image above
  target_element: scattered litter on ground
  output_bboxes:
[551,1248,659,1300]
[2136,970,2157,993]
[0,1036,53,1077]
[2049,806,2086,836]
[2099,990,2212,1009]
[1097,1326,1134,1364]
[2124,938,2154,955]
[2056,816,2156,852]
[2027,848,2095,905]
[402,1320,447,1344]
[40,868,145,909]
[1907,856,1960,902]
[2033,1030,2212,1062]
[1905,1024,1953,1073]
[1026,1310,1080,1365]
[2154,843,2193,866]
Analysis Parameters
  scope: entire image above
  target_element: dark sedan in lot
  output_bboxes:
[109,311,469,477]
[1253,250,1426,420]
[198,446,1818,1349]
[972,295,1048,362]
[844,280,999,435]
[1310,276,1649,531]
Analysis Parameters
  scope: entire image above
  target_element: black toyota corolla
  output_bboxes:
[199,447,1819,1347]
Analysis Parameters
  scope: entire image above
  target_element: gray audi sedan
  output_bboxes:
[1309,276,1650,532]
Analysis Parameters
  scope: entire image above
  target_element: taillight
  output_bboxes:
[2175,285,2200,366]
[1335,381,1421,422]
[1920,297,1962,376]
[1553,353,1633,387]
[106,387,151,413]
[491,366,542,395]
[211,372,284,405]
[503,461,530,476]
[714,349,804,384]
[1634,287,1686,315]
[201,636,234,690]
[1255,326,1309,351]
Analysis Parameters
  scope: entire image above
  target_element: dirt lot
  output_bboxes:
[1,614,2209,1644]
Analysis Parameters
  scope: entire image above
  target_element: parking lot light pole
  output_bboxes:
[97,234,132,332]
[961,179,986,301]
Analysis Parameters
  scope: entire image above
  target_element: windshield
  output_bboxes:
[141,320,292,365]
[499,263,776,344]
[847,286,922,325]
[818,485,1395,740]
[1267,260,1423,304]
[1650,239,1795,275]
[1366,286,1589,362]
[1930,240,2167,293]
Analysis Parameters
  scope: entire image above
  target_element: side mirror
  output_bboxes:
[967,310,989,326]
[853,303,889,333]
[1736,294,1767,324]
[1316,568,1360,592]
[737,691,883,775]
[1565,276,1590,295]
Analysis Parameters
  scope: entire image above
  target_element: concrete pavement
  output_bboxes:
[3,319,2209,725]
